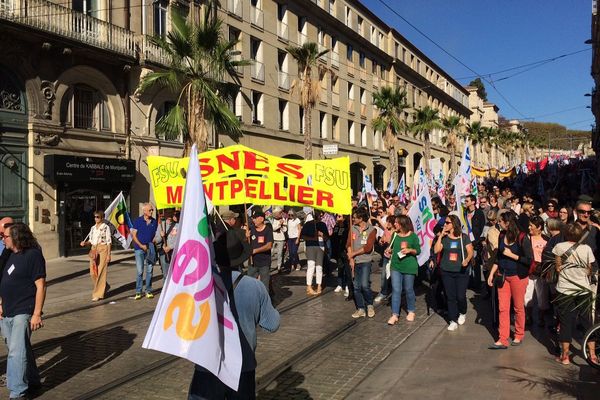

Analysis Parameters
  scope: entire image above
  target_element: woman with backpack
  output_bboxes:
[433,214,474,331]
[487,211,534,349]
[386,215,421,325]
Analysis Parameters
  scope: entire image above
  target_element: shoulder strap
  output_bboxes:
[232,273,245,291]
[562,230,590,260]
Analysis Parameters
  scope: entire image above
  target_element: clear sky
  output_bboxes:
[362,0,594,131]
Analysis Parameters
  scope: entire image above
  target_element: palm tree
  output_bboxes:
[412,106,444,174]
[372,86,408,187]
[462,121,483,166]
[286,42,329,160]
[441,115,463,179]
[136,8,249,155]
[481,126,498,167]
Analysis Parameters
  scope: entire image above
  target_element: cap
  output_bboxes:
[221,210,239,220]
[251,209,265,219]
[273,207,283,213]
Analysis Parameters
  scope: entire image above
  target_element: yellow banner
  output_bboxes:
[148,145,352,214]
[472,166,516,179]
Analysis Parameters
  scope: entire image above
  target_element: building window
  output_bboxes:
[155,101,179,141]
[361,124,367,147]
[332,115,339,140]
[299,106,304,134]
[278,99,289,130]
[360,87,366,104]
[252,91,263,124]
[346,44,353,61]
[72,0,99,17]
[348,121,355,145]
[372,59,378,75]
[69,85,110,131]
[347,82,354,100]
[320,111,327,139]
[153,0,169,38]
[359,52,365,68]
[328,0,335,16]
[357,16,363,35]
[277,3,286,21]
[298,16,307,33]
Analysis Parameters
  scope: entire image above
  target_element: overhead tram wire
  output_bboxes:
[375,0,530,119]
[455,48,591,81]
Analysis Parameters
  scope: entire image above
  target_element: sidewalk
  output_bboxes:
[348,292,599,400]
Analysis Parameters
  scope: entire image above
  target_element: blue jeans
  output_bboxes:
[135,248,154,294]
[287,239,300,267]
[353,262,373,309]
[380,256,390,296]
[158,251,170,279]
[1,314,40,398]
[391,270,416,315]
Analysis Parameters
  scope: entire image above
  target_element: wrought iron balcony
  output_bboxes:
[0,0,135,56]
[278,71,290,90]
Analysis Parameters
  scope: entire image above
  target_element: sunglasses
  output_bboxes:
[444,221,452,225]
[577,210,591,215]
[94,216,102,219]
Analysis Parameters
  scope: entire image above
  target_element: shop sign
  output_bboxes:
[44,155,136,184]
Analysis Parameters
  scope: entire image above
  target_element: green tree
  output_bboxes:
[372,86,408,187]
[462,121,483,165]
[481,126,499,167]
[469,78,488,101]
[286,42,329,160]
[412,106,444,174]
[441,115,463,179]
[137,8,250,155]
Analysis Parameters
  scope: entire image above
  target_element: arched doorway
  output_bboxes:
[0,66,28,224]
[397,149,408,183]
[374,164,386,191]
[413,152,423,174]
[350,162,366,196]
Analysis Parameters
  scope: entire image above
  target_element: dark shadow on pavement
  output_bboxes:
[497,366,599,399]
[470,293,498,341]
[257,370,312,400]
[19,326,136,396]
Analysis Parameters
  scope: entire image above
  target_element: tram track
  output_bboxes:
[71,288,338,399]
[71,289,391,400]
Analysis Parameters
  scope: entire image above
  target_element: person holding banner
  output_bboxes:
[188,230,280,399]
[80,211,112,301]
[300,211,329,296]
[131,203,158,300]
[347,208,377,319]
[433,215,474,331]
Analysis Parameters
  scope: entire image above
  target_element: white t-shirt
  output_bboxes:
[553,242,596,295]
[287,218,301,239]
[89,223,112,246]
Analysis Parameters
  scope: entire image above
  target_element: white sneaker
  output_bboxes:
[334,285,343,293]
[352,309,366,318]
[447,322,458,331]
[458,314,466,325]
[374,294,385,304]
[344,288,349,297]
[367,305,376,318]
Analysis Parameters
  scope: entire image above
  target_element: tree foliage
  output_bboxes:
[522,121,591,151]
[468,78,488,101]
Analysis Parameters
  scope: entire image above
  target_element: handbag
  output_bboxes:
[89,248,99,278]
[385,233,398,279]
[493,272,505,288]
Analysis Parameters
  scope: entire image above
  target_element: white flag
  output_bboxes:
[143,145,242,390]
[407,182,437,266]
[103,192,133,249]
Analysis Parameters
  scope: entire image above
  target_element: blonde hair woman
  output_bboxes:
[80,211,112,301]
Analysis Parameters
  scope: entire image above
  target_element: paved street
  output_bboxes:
[0,253,597,399]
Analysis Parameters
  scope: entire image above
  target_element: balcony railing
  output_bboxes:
[277,21,288,41]
[332,92,339,108]
[139,35,170,66]
[0,0,135,56]
[227,0,243,18]
[331,51,339,69]
[360,103,367,117]
[297,31,308,45]
[278,71,290,90]
[250,6,263,28]
[251,61,265,82]
[347,99,355,113]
